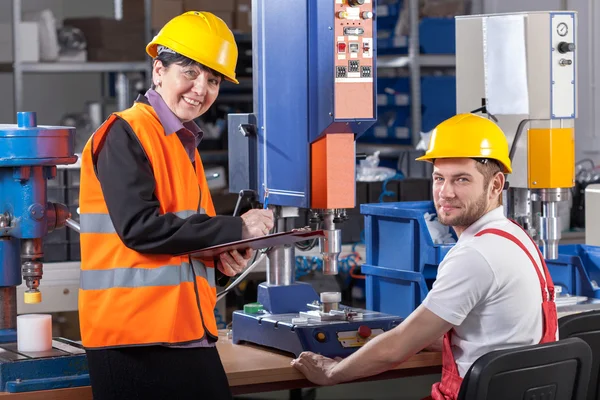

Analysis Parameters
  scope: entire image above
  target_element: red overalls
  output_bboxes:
[429,222,558,400]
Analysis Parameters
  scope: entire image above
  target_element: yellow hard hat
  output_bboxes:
[146,11,239,84]
[416,113,512,173]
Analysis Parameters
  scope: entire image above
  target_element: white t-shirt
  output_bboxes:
[422,206,556,377]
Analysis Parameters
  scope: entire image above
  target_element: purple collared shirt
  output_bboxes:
[145,89,203,163]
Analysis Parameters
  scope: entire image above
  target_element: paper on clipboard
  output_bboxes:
[179,228,325,259]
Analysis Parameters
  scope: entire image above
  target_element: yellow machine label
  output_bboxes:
[527,128,575,189]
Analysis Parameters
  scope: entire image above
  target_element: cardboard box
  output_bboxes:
[123,0,183,28]
[152,0,184,30]
[63,18,146,61]
[211,11,235,28]
[183,0,235,12]
[234,0,251,33]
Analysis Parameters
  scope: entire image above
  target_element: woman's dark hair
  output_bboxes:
[151,51,224,89]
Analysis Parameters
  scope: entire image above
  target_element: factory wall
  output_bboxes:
[0,0,599,167]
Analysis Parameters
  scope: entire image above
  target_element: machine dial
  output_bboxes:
[557,41,576,54]
[348,0,365,6]
[361,11,373,19]
[556,22,568,37]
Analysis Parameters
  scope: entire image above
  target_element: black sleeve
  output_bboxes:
[94,117,243,255]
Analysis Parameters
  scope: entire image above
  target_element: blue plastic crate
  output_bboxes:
[376,17,456,55]
[545,244,600,299]
[421,75,456,114]
[360,201,600,318]
[377,78,410,107]
[420,18,455,54]
[360,107,411,144]
[360,201,455,317]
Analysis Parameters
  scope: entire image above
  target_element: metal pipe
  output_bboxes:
[266,211,295,286]
[539,201,559,260]
[116,73,130,112]
[408,0,421,147]
[12,0,23,115]
[65,218,80,233]
[319,212,341,275]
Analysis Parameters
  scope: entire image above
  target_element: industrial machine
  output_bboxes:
[0,112,88,392]
[228,0,403,357]
[455,11,577,259]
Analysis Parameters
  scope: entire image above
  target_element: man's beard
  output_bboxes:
[435,191,489,228]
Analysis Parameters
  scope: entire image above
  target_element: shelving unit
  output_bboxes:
[8,0,153,114]
[372,0,458,148]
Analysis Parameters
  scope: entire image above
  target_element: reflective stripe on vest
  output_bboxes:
[80,209,205,234]
[80,260,215,290]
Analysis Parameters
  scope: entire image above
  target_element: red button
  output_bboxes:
[357,325,372,339]
[338,42,347,53]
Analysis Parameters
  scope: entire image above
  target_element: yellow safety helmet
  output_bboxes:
[146,11,239,84]
[416,113,512,173]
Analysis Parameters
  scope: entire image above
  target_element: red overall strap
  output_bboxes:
[476,226,557,344]
[475,228,550,301]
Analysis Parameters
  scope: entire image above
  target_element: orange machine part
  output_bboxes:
[311,133,355,209]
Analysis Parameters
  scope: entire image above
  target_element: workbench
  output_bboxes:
[0,331,442,399]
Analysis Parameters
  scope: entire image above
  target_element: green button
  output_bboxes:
[244,302,264,314]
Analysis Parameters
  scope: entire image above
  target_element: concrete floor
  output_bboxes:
[235,374,440,400]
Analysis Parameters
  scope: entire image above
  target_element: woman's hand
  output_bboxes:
[217,248,252,276]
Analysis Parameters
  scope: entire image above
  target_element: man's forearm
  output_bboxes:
[329,306,452,383]
[425,336,444,352]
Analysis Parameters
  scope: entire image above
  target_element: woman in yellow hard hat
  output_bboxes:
[78,12,273,400]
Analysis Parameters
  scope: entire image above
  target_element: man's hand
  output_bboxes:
[292,305,452,385]
[241,209,274,239]
[217,248,252,276]
[291,352,342,386]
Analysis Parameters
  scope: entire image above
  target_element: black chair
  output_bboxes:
[560,310,600,400]
[457,337,592,400]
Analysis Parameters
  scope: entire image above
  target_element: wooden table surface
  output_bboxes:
[0,332,442,399]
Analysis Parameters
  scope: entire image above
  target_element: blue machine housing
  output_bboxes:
[232,307,402,358]
[228,0,377,209]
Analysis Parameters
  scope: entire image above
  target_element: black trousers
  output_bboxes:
[86,345,233,400]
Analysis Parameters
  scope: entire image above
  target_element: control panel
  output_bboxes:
[550,13,576,118]
[337,327,384,348]
[334,0,374,119]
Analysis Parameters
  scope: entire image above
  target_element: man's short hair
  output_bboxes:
[473,158,502,188]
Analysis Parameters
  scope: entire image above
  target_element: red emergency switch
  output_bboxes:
[357,325,372,339]
[338,42,347,53]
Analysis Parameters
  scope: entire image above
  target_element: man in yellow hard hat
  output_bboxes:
[291,113,557,400]
[78,12,273,399]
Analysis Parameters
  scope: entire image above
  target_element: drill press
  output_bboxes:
[228,0,402,358]
[0,112,88,392]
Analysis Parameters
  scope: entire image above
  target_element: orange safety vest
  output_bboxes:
[78,102,218,349]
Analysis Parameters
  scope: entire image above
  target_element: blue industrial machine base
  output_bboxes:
[0,338,88,393]
[232,308,402,358]
[257,282,319,314]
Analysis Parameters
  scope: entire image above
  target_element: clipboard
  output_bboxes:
[178,229,325,258]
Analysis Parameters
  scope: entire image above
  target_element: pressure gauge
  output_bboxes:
[557,22,568,37]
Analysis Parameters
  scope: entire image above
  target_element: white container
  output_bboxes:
[17,314,52,352]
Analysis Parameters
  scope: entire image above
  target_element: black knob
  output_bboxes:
[348,0,365,6]
[558,42,576,54]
